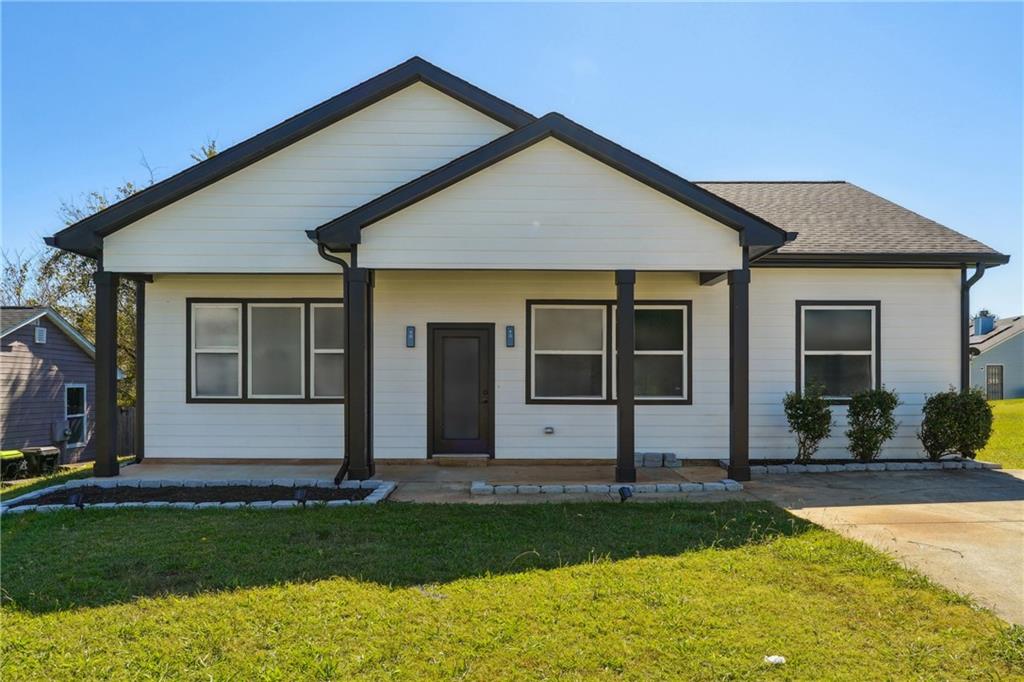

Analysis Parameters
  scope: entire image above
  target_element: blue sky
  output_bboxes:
[3,2,1021,314]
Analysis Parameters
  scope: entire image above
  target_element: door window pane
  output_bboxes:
[636,355,685,397]
[250,306,303,396]
[442,337,480,439]
[195,306,240,349]
[636,309,685,351]
[535,355,603,397]
[314,353,345,398]
[805,355,872,397]
[314,305,345,349]
[534,307,604,351]
[196,353,240,397]
[804,309,872,351]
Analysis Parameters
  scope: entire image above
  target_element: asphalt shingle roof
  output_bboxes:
[1,307,46,337]
[696,181,1005,259]
[970,315,1024,355]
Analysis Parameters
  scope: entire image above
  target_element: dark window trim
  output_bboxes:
[185,297,344,404]
[794,300,881,405]
[525,299,694,406]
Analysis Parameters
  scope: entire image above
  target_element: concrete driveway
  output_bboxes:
[744,469,1024,624]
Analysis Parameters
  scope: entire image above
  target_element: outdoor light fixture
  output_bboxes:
[406,325,416,348]
[293,488,308,507]
[619,486,633,503]
[67,492,84,509]
[505,325,515,347]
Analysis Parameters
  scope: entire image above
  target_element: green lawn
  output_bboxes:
[2,502,1019,680]
[981,399,1024,469]
[0,457,134,502]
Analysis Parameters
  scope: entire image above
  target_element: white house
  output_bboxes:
[47,58,1010,482]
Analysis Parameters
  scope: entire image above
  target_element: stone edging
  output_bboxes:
[0,478,396,514]
[470,479,742,496]
[717,459,1001,477]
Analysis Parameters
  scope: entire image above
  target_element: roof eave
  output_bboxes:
[755,252,1011,268]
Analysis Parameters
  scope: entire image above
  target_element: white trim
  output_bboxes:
[190,303,243,399]
[530,304,607,400]
[800,304,877,400]
[310,303,344,399]
[64,383,87,448]
[247,303,305,399]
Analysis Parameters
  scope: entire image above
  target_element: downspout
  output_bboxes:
[315,243,352,483]
[961,263,986,392]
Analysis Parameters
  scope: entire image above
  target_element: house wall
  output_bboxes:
[0,318,97,462]
[971,335,1024,399]
[101,83,511,274]
[359,138,742,271]
[143,268,960,462]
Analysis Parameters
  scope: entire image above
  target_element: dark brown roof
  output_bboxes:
[697,181,1009,265]
[970,315,1024,354]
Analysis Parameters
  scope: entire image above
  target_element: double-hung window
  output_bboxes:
[528,301,691,403]
[64,384,87,447]
[797,302,879,400]
[189,299,343,402]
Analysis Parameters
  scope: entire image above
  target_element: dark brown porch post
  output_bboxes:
[93,270,120,477]
[615,270,636,483]
[134,278,145,462]
[727,250,751,482]
[345,267,374,479]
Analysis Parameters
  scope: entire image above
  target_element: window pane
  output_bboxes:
[314,306,345,350]
[635,355,685,397]
[804,309,872,351]
[636,309,685,351]
[66,387,85,415]
[194,305,239,349]
[442,336,480,439]
[250,306,303,396]
[67,416,84,444]
[534,307,604,351]
[314,354,345,398]
[805,355,872,397]
[195,353,239,397]
[535,354,603,397]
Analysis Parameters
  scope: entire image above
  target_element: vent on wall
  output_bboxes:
[34,326,47,344]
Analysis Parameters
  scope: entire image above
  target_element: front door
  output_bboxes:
[428,324,494,456]
[986,365,1004,400]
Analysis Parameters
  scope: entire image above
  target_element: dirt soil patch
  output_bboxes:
[13,485,372,507]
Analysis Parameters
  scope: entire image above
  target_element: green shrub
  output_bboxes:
[783,383,834,463]
[918,388,994,460]
[845,387,900,461]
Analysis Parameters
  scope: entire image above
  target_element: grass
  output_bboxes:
[981,399,1024,469]
[0,457,134,502]
[2,502,1019,680]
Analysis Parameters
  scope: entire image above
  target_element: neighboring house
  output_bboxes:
[970,312,1024,400]
[1,307,99,462]
[45,58,1011,482]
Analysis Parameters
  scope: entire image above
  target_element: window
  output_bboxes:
[34,326,46,344]
[191,303,242,398]
[797,302,879,400]
[311,304,345,398]
[65,384,87,447]
[530,304,607,399]
[188,299,343,402]
[527,301,691,403]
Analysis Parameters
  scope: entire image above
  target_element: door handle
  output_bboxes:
[481,390,489,404]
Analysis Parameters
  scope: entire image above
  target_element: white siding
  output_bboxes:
[359,138,742,271]
[103,83,511,273]
[145,275,344,459]
[750,268,961,460]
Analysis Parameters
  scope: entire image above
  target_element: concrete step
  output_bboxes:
[433,454,491,467]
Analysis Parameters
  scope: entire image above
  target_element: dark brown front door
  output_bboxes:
[428,324,494,456]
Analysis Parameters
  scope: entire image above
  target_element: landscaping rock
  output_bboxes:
[144,501,170,508]
[979,461,1001,469]
[93,479,119,489]
[866,463,886,471]
[844,463,867,472]
[518,485,541,495]
[655,483,680,493]
[339,480,361,489]
[563,484,588,494]
[313,480,338,488]
[325,499,351,507]
[169,502,197,509]
[786,464,808,474]
[722,479,743,492]
[360,480,382,489]
[115,479,141,488]
[183,480,207,488]
[921,462,942,470]
[271,500,298,508]
[34,504,66,513]
[825,464,846,473]
[270,478,295,488]
[806,464,828,473]
[194,502,221,509]
[64,479,90,489]
[885,462,907,471]
[663,453,680,468]
[540,485,564,494]
[643,452,664,468]
[586,484,610,494]
[750,465,768,477]
[5,505,34,514]
[702,482,726,492]
[470,481,494,495]
[249,501,273,509]
[159,480,186,488]
[248,479,274,487]
[941,461,962,470]
[136,479,164,488]
[493,485,517,495]
[766,465,788,475]
[90,502,119,509]
[220,501,245,509]
[117,502,147,509]
[679,483,703,493]
[633,484,657,493]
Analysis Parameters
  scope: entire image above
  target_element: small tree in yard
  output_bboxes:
[783,383,833,463]
[845,387,900,461]
[918,388,993,460]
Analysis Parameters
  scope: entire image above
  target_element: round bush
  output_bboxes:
[845,387,900,461]
[918,388,993,460]
[783,383,834,464]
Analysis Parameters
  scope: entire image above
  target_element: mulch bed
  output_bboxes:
[13,485,372,507]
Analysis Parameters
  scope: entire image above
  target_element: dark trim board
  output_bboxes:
[184,297,344,404]
[426,323,496,458]
[524,299,694,406]
[757,252,1010,268]
[47,57,535,258]
[794,300,882,405]
[314,112,791,249]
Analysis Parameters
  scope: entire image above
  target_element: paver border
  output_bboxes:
[716,459,1001,477]
[470,479,742,496]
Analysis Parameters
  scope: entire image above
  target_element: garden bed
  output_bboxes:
[717,459,1000,476]
[11,484,372,507]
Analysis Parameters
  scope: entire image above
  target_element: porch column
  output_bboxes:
[345,267,374,480]
[615,270,636,483]
[727,253,751,482]
[93,270,120,477]
[134,278,145,462]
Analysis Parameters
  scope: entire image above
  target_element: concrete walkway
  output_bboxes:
[744,469,1024,625]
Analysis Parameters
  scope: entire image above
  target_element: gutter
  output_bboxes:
[961,264,987,392]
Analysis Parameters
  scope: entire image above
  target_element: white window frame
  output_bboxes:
[64,383,87,447]
[800,304,877,400]
[247,302,306,400]
[310,303,345,399]
[190,303,243,399]
[530,303,608,400]
[629,304,689,401]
